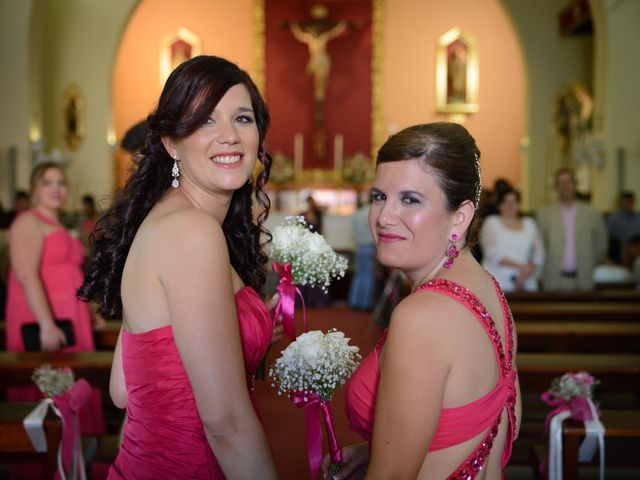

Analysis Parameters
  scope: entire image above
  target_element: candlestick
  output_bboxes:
[334,133,344,181]
[294,133,303,179]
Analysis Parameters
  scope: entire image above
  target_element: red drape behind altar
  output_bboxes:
[265,0,372,170]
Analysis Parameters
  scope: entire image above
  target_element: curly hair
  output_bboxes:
[79,56,272,318]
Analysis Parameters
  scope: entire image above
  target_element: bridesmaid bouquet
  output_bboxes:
[267,215,348,339]
[269,329,361,479]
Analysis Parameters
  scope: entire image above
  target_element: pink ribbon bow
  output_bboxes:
[53,378,92,480]
[272,262,307,340]
[290,391,343,480]
[541,392,600,433]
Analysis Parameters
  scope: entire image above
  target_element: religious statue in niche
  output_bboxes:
[63,83,84,151]
[160,28,202,86]
[285,4,362,163]
[436,28,479,115]
[553,82,594,165]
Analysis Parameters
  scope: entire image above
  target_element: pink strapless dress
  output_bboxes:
[5,209,95,352]
[108,286,273,479]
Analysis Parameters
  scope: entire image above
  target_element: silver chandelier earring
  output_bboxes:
[171,156,180,188]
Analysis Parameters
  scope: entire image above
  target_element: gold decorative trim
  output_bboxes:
[252,0,266,93]
[435,27,479,114]
[160,27,202,87]
[371,0,384,166]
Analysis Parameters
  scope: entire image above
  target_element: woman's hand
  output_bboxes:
[322,443,369,480]
[265,293,284,344]
[39,322,67,351]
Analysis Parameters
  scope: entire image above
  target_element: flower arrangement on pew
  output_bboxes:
[270,329,361,479]
[267,215,348,340]
[541,371,604,480]
[25,364,92,480]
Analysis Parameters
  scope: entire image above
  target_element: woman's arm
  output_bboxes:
[8,214,65,351]
[109,327,127,409]
[160,211,277,479]
[366,295,452,478]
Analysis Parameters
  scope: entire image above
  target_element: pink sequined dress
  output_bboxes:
[108,286,273,480]
[344,277,517,479]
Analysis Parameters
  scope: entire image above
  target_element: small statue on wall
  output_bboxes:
[63,83,84,151]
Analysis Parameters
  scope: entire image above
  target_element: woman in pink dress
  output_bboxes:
[325,123,522,479]
[5,162,96,353]
[79,56,278,479]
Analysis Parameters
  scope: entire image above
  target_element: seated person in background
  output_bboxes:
[80,194,100,239]
[480,187,545,292]
[0,190,29,228]
[607,191,640,264]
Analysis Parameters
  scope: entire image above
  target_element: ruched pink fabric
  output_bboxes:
[344,276,517,477]
[108,286,273,479]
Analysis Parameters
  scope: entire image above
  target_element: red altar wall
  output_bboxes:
[265,0,372,170]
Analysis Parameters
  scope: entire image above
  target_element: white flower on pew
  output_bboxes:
[31,363,75,398]
[546,371,600,402]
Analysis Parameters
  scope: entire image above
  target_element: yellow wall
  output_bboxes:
[383,0,525,195]
[113,0,255,142]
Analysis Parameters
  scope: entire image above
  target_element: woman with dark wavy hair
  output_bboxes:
[79,55,278,479]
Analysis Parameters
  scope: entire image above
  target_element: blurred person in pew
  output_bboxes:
[325,123,521,479]
[479,187,545,292]
[606,190,640,265]
[79,55,278,479]
[536,168,607,291]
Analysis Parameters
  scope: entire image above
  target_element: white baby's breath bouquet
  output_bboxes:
[269,329,361,478]
[545,371,599,402]
[269,329,361,401]
[31,363,75,398]
[268,215,348,292]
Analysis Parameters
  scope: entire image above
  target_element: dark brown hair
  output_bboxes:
[376,122,481,242]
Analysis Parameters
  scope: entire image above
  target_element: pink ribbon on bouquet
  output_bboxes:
[541,392,599,433]
[539,392,602,479]
[272,262,307,340]
[290,391,343,480]
[53,378,92,480]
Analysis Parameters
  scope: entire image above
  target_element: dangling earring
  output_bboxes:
[171,155,180,188]
[444,233,459,269]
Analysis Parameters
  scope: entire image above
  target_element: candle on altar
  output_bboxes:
[334,133,344,180]
[294,133,303,178]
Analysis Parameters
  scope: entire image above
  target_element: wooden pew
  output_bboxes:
[509,301,640,322]
[0,351,113,391]
[506,290,640,303]
[529,409,640,480]
[515,321,640,353]
[516,352,640,396]
[0,401,62,479]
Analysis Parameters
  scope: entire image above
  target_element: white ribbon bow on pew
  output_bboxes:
[23,378,91,480]
[547,396,605,480]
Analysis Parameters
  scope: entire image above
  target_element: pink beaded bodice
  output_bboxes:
[416,277,517,479]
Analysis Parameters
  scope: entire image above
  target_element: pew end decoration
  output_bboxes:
[541,371,605,480]
[24,364,92,480]
[269,329,361,479]
[267,215,348,340]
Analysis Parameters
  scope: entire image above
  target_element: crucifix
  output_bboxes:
[285,4,359,164]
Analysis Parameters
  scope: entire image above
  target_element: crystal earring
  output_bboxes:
[444,233,459,269]
[171,156,180,188]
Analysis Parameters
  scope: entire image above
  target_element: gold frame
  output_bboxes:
[251,0,382,185]
[63,83,84,151]
[435,27,479,114]
[160,27,202,86]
